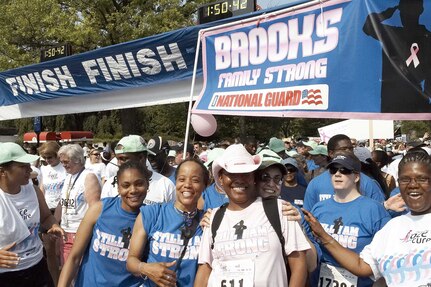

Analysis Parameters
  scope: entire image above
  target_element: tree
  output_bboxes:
[400,121,431,140]
[0,0,208,137]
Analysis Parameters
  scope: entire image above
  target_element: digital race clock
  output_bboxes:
[198,0,256,24]
[40,44,72,62]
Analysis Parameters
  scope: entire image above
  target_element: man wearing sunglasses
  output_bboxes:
[279,157,306,208]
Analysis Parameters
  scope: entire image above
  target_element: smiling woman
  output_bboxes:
[195,144,310,287]
[127,158,209,287]
[58,161,149,287]
[255,149,287,199]
[57,144,101,266]
[303,151,431,287]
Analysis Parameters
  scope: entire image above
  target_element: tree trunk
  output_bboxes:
[119,108,139,136]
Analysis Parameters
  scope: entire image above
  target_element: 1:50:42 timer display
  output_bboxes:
[198,0,256,24]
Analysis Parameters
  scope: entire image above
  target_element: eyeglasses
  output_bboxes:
[91,153,100,156]
[329,167,354,175]
[261,174,283,185]
[398,177,430,186]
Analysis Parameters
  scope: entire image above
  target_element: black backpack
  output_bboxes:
[210,198,290,277]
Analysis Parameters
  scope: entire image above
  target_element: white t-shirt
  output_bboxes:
[0,188,30,250]
[199,197,310,287]
[103,158,119,180]
[360,213,431,287]
[101,171,176,205]
[40,163,67,209]
[85,162,106,181]
[83,146,89,158]
[60,169,99,233]
[386,157,402,186]
[0,183,43,272]
[30,166,42,185]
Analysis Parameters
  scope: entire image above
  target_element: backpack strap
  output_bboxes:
[262,198,290,276]
[211,203,228,250]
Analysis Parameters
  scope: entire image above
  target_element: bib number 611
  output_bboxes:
[221,279,244,287]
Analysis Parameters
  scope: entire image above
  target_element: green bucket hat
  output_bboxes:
[257,149,287,175]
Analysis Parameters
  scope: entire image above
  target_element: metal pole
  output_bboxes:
[183,30,204,160]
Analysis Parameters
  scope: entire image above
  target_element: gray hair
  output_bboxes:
[58,144,85,165]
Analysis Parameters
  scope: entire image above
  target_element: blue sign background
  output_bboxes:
[194,0,431,118]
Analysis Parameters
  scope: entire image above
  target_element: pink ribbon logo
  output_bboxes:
[405,43,420,68]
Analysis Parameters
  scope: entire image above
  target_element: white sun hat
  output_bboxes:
[212,144,261,189]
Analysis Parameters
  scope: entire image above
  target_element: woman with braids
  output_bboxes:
[58,161,149,287]
[127,158,209,287]
[303,151,431,287]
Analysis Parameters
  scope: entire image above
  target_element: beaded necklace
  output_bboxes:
[174,205,198,227]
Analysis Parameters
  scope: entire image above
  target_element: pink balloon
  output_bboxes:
[191,113,217,137]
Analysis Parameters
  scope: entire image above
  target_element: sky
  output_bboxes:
[257,0,300,9]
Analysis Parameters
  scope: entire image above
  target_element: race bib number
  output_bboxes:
[211,259,254,287]
[61,197,77,214]
[319,263,358,287]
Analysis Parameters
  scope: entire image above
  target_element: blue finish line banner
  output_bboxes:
[194,0,431,119]
[0,26,201,107]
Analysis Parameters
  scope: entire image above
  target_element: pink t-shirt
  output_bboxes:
[198,197,310,287]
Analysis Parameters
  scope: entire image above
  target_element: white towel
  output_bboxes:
[0,189,30,249]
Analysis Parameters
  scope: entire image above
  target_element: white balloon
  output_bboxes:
[191,113,217,137]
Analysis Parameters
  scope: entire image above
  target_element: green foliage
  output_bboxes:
[141,103,188,141]
[400,121,431,140]
[0,0,80,68]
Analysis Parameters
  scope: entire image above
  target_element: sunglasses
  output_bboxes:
[261,174,283,185]
[329,166,354,175]
[286,167,297,173]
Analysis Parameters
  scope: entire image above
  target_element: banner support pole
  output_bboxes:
[183,30,203,159]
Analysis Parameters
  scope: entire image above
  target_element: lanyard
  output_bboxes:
[175,211,200,272]
[64,168,85,212]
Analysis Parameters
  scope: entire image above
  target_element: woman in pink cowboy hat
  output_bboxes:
[194,144,310,287]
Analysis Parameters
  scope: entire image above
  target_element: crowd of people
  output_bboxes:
[0,132,430,286]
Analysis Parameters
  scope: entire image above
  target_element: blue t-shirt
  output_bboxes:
[168,170,176,186]
[306,158,319,171]
[308,196,391,287]
[280,184,306,208]
[303,170,385,211]
[202,183,229,211]
[296,171,308,188]
[76,197,143,287]
[141,202,203,287]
